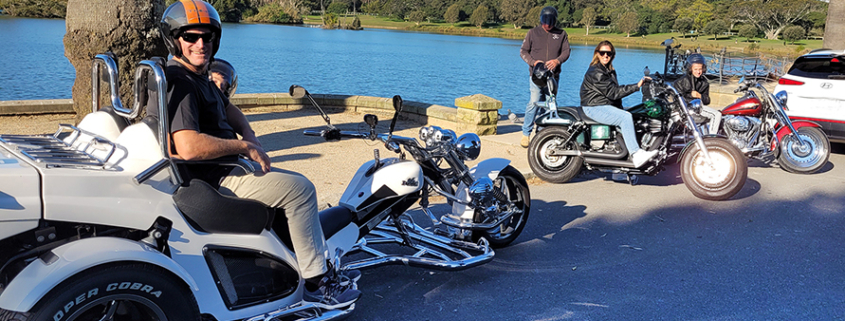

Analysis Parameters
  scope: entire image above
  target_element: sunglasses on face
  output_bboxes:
[180,32,215,44]
[597,51,614,57]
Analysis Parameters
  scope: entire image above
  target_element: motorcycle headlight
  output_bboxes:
[688,98,703,114]
[455,133,481,161]
[775,90,788,109]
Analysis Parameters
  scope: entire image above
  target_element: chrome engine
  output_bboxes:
[722,115,763,151]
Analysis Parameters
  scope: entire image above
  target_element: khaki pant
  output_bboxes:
[219,163,327,279]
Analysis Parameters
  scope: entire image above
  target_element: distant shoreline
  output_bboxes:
[1,12,814,60]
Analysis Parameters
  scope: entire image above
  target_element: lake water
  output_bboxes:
[0,16,670,114]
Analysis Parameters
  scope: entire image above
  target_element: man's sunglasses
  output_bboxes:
[597,51,614,57]
[180,32,215,44]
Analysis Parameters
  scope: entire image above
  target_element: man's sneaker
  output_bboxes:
[338,269,361,286]
[303,277,361,309]
[631,149,658,168]
[520,135,530,148]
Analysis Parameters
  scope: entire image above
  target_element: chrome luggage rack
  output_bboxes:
[0,124,116,170]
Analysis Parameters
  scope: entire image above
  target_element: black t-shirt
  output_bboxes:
[165,59,237,187]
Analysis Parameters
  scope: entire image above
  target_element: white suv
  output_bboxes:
[775,49,845,142]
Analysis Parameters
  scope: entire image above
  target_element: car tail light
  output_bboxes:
[832,58,841,63]
[778,78,804,86]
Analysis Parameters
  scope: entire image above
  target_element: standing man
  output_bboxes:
[519,6,571,147]
[160,0,360,308]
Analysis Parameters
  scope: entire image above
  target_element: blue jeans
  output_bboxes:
[523,77,556,137]
[582,105,641,154]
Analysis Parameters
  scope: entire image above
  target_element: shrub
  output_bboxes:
[408,10,425,26]
[245,4,299,24]
[326,2,348,15]
[738,25,757,42]
[782,25,806,45]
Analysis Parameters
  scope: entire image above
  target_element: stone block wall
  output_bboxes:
[1,93,504,135]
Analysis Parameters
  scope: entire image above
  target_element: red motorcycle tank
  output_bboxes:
[721,96,762,116]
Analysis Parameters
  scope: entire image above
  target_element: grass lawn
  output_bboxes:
[301,14,822,59]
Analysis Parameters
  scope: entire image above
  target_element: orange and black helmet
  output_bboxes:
[160,0,222,59]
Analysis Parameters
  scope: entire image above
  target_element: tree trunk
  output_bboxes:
[64,0,168,123]
[765,26,785,40]
[586,26,590,36]
[824,0,845,51]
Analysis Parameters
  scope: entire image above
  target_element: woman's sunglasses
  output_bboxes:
[180,32,215,44]
[597,51,614,57]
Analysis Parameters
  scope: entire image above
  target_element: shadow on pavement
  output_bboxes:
[351,190,845,321]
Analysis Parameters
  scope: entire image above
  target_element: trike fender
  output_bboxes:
[452,158,512,219]
[0,237,197,312]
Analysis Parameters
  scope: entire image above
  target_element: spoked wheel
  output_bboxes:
[680,138,747,201]
[778,127,830,174]
[474,165,531,248]
[9,263,201,321]
[527,127,583,183]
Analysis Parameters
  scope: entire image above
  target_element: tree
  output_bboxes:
[527,5,543,27]
[617,11,638,37]
[469,4,488,28]
[674,17,694,37]
[703,19,728,40]
[579,6,596,35]
[408,9,425,25]
[676,0,713,32]
[732,0,824,40]
[738,24,757,42]
[326,1,347,14]
[500,0,535,29]
[444,3,463,24]
[782,25,806,45]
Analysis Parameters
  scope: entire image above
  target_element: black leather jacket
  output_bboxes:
[673,73,711,105]
[579,63,639,108]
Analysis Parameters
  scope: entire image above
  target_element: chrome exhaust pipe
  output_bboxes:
[439,208,520,230]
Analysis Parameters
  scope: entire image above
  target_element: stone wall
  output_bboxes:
[0,94,503,135]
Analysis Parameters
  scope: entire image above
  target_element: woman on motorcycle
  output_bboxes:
[579,40,657,167]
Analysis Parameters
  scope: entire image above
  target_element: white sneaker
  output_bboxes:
[631,149,658,168]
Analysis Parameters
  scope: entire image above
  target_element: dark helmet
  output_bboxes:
[686,53,707,73]
[160,0,222,59]
[209,58,238,97]
[539,6,558,27]
[532,63,553,88]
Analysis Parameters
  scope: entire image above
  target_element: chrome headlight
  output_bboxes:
[688,98,703,114]
[455,133,481,160]
[775,90,788,108]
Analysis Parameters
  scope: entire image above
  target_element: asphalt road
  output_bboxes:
[350,143,845,321]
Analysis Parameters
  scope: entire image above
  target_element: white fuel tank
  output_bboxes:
[339,158,423,211]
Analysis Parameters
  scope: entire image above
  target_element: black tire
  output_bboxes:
[474,165,531,248]
[778,126,830,174]
[18,263,200,321]
[680,138,747,201]
[527,127,583,183]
